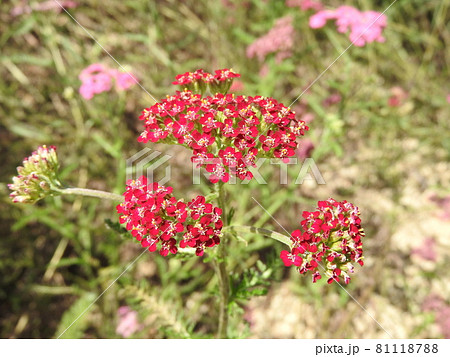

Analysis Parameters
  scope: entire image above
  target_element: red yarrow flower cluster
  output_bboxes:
[139,69,309,183]
[280,198,364,284]
[117,176,223,257]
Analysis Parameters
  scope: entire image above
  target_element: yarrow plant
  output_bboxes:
[9,68,365,338]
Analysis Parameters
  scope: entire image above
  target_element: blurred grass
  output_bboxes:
[0,0,449,338]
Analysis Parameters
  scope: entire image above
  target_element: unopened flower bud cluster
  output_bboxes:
[8,145,61,203]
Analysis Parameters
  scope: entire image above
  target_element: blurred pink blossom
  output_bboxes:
[309,10,335,28]
[246,16,295,63]
[422,295,450,338]
[310,6,387,47]
[411,237,437,262]
[78,64,137,100]
[323,93,342,107]
[221,0,235,9]
[230,80,245,93]
[286,0,323,11]
[11,0,78,16]
[388,86,408,107]
[302,113,315,124]
[429,194,450,221]
[116,306,143,338]
[113,71,136,91]
[447,94,450,103]
[295,138,315,159]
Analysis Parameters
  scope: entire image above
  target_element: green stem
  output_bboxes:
[225,225,293,248]
[57,187,124,202]
[215,181,229,338]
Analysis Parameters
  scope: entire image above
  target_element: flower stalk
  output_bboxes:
[58,187,124,202]
[215,181,230,338]
[225,225,292,248]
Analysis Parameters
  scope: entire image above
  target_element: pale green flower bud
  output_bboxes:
[8,145,62,204]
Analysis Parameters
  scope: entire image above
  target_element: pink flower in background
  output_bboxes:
[79,64,112,100]
[309,10,335,29]
[247,16,295,63]
[221,0,235,9]
[229,80,245,92]
[78,64,137,100]
[323,93,342,107]
[295,138,315,159]
[11,0,78,16]
[388,86,408,107]
[422,295,450,339]
[286,0,323,11]
[113,71,136,91]
[429,194,450,221]
[116,306,143,338]
[292,102,315,124]
[309,6,387,47]
[447,94,450,103]
[348,10,387,46]
[411,237,437,262]
[301,113,315,124]
[333,6,361,33]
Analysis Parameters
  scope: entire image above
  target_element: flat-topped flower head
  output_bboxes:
[140,69,309,184]
[8,145,62,203]
[117,176,223,257]
[280,198,364,284]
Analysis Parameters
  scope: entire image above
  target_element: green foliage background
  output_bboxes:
[0,0,449,338]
